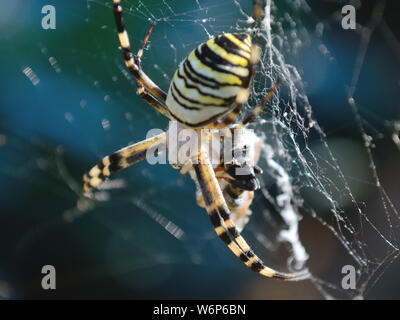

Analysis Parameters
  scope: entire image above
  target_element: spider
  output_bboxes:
[82,0,310,281]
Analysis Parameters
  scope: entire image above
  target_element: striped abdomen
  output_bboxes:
[166,33,254,127]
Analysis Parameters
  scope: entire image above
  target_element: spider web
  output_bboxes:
[1,0,400,299]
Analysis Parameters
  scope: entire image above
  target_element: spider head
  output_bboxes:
[225,162,261,191]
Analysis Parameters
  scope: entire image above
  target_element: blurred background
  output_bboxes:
[0,0,399,299]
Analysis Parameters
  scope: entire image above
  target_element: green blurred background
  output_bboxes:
[0,0,399,299]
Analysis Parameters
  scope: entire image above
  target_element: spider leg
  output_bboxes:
[136,85,172,119]
[134,23,174,120]
[82,132,167,198]
[233,190,254,223]
[135,22,154,64]
[212,79,280,136]
[112,0,172,119]
[213,102,243,129]
[236,79,281,130]
[194,147,310,281]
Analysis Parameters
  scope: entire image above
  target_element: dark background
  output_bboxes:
[0,0,399,299]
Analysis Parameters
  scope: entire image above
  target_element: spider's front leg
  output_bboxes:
[112,0,173,120]
[82,132,167,198]
[112,0,165,102]
[193,146,310,281]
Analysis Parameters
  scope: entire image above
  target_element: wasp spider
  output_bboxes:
[82,0,310,281]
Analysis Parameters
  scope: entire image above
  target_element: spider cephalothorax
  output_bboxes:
[82,0,310,282]
[225,162,261,191]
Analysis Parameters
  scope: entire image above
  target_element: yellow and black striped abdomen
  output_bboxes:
[166,33,254,127]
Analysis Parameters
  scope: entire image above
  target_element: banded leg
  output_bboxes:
[134,23,174,119]
[112,0,171,119]
[194,148,310,281]
[238,79,281,129]
[213,102,243,129]
[82,132,167,198]
[211,79,279,147]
